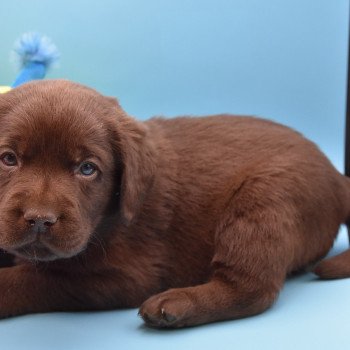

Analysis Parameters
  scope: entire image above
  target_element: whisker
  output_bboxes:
[91,234,108,262]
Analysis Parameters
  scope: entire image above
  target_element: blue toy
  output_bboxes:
[0,32,59,93]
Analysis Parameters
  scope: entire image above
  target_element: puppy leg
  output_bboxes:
[140,183,294,328]
[0,265,84,317]
[0,263,133,318]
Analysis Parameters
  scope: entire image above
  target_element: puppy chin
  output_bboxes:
[10,241,86,262]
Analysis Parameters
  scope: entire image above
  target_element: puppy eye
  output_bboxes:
[0,152,18,167]
[78,162,97,176]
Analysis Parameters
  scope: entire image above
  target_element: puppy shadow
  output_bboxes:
[137,322,196,335]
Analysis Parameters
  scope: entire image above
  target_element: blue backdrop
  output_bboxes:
[1,0,348,167]
[0,1,349,349]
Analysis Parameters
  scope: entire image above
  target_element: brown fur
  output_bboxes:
[0,79,349,328]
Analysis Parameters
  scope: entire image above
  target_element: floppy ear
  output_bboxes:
[106,101,157,225]
[118,116,157,224]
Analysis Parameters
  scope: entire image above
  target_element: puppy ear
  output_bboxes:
[107,102,157,225]
[119,117,157,225]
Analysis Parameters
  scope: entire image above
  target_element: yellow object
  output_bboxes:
[0,86,11,94]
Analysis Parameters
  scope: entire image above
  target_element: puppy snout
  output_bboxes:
[23,210,58,233]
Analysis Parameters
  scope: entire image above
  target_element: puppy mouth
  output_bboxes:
[12,237,84,262]
[14,241,59,262]
[13,242,59,261]
[0,224,91,262]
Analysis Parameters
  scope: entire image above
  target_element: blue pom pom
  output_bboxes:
[13,32,59,68]
[12,32,60,88]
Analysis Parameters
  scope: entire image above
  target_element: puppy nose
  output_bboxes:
[24,210,58,233]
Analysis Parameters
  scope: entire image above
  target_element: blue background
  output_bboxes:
[0,0,349,349]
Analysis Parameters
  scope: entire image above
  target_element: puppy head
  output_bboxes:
[0,80,155,262]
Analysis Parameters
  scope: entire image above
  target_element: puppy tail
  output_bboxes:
[313,220,350,279]
[313,248,350,279]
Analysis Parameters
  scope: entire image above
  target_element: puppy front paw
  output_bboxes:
[139,289,195,328]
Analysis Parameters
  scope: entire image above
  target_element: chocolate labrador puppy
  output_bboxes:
[0,80,349,328]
